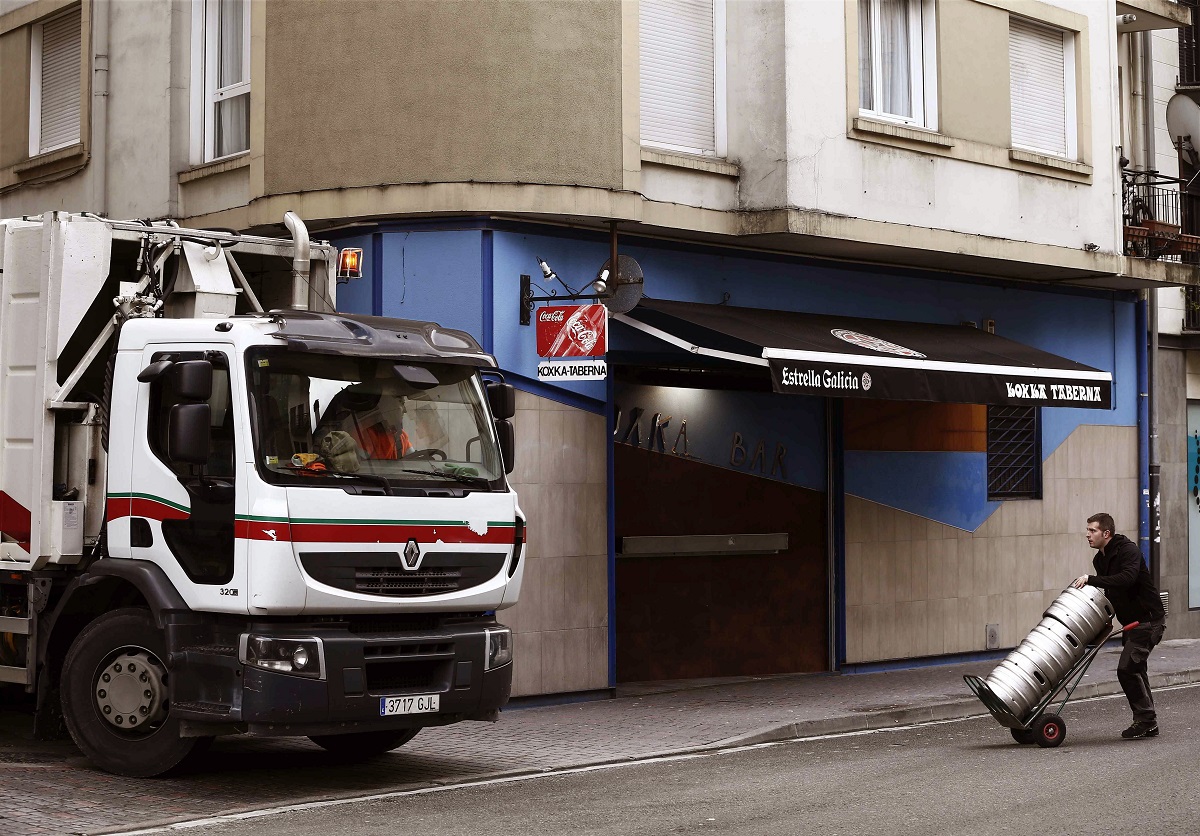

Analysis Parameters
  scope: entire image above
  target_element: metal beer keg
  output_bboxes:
[1044,586,1114,640]
[1017,620,1081,681]
[983,586,1114,719]
[985,658,1045,717]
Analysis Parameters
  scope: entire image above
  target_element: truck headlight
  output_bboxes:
[485,627,512,670]
[239,634,326,679]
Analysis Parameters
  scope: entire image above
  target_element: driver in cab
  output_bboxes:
[319,387,413,462]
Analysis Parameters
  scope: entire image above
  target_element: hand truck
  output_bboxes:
[963,620,1138,748]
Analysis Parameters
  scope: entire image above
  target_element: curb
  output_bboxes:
[710,667,1200,749]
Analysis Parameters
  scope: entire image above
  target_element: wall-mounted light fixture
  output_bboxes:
[336,247,363,283]
[519,222,644,325]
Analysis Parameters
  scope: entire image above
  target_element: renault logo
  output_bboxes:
[403,539,422,570]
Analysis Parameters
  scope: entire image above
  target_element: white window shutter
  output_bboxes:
[640,0,716,155]
[37,8,82,154]
[1009,18,1069,157]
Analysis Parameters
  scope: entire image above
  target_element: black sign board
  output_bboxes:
[617,299,1113,410]
[768,359,1111,408]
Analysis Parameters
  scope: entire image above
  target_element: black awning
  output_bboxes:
[614,299,1112,409]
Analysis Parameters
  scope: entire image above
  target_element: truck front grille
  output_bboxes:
[362,638,456,694]
[365,659,453,694]
[300,551,506,597]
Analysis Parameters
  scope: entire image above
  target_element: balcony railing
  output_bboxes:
[1122,169,1200,263]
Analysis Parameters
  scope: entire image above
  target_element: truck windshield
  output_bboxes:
[246,348,505,491]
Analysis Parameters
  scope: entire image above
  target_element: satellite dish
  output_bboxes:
[595,254,644,314]
[1166,93,1200,167]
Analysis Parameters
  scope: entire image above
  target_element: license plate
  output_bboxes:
[380,694,439,716]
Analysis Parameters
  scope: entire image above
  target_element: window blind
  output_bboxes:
[640,0,716,154]
[37,7,82,154]
[1009,17,1069,157]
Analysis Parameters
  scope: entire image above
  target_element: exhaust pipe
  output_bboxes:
[282,211,311,310]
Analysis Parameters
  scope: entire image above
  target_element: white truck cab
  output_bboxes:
[0,213,524,776]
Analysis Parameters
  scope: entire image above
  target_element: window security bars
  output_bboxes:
[987,406,1041,500]
[1186,286,1200,332]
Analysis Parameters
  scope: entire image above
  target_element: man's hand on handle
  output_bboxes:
[1070,575,1090,589]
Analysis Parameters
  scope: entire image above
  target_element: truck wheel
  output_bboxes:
[308,728,420,758]
[60,608,202,777]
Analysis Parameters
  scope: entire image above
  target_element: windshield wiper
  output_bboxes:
[310,470,393,495]
[395,467,493,487]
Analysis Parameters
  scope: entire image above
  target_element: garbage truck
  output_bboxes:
[0,211,524,776]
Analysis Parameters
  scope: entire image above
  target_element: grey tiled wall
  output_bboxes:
[845,424,1139,662]
[501,390,609,696]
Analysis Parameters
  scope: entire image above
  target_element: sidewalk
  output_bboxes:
[2,638,1198,836]
[407,636,1200,770]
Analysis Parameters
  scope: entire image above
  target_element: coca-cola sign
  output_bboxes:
[536,304,608,358]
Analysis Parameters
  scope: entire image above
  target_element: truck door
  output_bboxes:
[129,346,247,610]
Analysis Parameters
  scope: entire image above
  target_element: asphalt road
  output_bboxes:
[157,684,1200,836]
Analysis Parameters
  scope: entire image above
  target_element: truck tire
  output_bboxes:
[308,728,420,758]
[60,608,203,777]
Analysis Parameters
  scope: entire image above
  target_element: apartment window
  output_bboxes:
[857,0,937,129]
[640,0,726,156]
[1009,17,1077,159]
[987,406,1041,500]
[28,7,82,156]
[203,0,250,161]
[1180,0,1200,87]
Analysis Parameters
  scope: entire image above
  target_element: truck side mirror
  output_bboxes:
[487,382,515,420]
[168,403,212,464]
[494,419,515,474]
[171,360,213,402]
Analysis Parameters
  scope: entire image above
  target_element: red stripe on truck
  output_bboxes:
[0,491,31,550]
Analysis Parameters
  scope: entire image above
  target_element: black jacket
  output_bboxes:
[1088,533,1165,625]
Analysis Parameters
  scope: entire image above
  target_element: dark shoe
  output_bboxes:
[1121,721,1159,739]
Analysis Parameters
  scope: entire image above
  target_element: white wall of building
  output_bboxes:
[768,0,1122,254]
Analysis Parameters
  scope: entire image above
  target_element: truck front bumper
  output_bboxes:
[173,618,512,737]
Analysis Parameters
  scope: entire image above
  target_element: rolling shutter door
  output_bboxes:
[1009,17,1068,157]
[38,8,82,154]
[640,0,715,154]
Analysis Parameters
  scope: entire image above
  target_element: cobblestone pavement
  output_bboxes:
[2,638,1197,836]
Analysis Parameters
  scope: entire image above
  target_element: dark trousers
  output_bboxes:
[1117,619,1166,723]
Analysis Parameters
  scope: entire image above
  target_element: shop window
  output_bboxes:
[201,0,250,161]
[987,405,1041,500]
[857,0,937,129]
[640,0,726,156]
[1009,16,1077,159]
[28,7,82,156]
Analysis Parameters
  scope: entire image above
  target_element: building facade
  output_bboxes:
[1,0,1195,696]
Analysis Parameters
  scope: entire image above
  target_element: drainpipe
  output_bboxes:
[1139,30,1161,583]
[1140,31,1156,169]
[1137,296,1150,565]
[91,0,110,216]
[282,211,311,310]
[1150,293,1161,583]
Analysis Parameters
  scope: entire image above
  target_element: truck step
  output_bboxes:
[0,615,31,635]
[172,700,233,717]
[178,644,238,656]
[0,664,31,685]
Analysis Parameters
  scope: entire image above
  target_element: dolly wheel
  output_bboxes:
[1034,714,1066,748]
[1010,727,1037,744]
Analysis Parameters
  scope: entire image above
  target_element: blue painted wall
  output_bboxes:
[331,221,1139,532]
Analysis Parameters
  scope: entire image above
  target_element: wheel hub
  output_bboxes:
[94,648,168,732]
